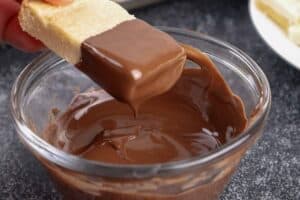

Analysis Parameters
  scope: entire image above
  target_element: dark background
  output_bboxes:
[0,0,299,199]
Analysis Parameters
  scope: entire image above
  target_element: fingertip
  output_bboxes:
[3,16,44,52]
[0,0,20,42]
[43,0,73,6]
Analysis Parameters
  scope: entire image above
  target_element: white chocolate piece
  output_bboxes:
[256,0,300,45]
[19,0,135,64]
[289,25,300,45]
[257,0,300,26]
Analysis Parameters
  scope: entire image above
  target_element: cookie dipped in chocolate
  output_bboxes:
[78,19,186,112]
[43,45,247,164]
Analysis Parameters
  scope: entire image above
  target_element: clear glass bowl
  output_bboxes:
[10,27,271,200]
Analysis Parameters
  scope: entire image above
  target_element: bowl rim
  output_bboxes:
[10,27,271,178]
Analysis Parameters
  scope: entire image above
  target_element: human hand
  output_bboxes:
[43,0,73,6]
[0,0,73,52]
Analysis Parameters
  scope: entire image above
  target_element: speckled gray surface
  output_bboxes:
[0,0,299,199]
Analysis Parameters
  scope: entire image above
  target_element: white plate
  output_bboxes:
[249,0,300,70]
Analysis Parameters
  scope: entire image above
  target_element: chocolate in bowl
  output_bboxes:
[10,28,271,200]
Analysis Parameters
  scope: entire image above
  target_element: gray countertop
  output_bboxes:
[0,0,299,199]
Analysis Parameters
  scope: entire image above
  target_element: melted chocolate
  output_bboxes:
[43,45,247,164]
[79,19,186,110]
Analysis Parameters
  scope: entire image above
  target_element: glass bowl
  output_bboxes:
[10,27,271,200]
